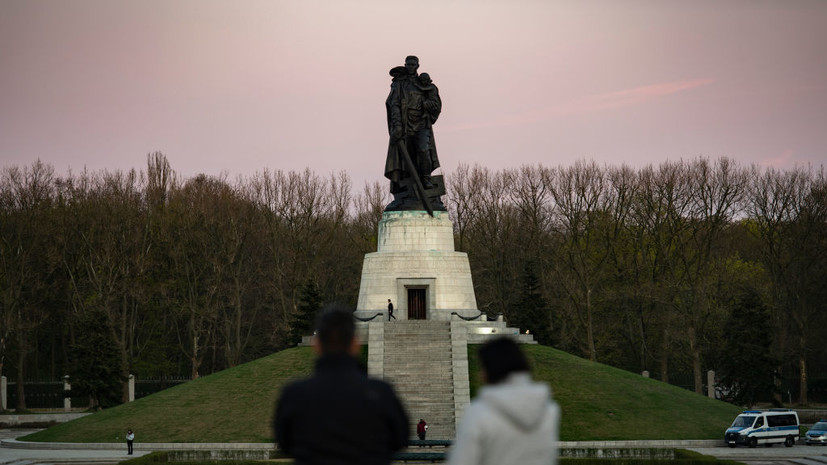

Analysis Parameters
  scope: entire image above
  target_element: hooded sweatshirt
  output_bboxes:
[447,372,560,465]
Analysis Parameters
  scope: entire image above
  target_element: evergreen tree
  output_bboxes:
[718,288,776,407]
[69,309,126,409]
[509,262,552,345]
[289,279,322,346]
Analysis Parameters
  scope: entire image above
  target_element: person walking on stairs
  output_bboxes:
[388,299,396,320]
[417,419,428,440]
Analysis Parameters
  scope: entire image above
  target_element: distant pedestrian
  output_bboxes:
[388,299,396,320]
[447,337,560,465]
[126,429,135,455]
[417,419,428,440]
[275,305,408,464]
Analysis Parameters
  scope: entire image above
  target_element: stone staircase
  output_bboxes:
[381,320,457,440]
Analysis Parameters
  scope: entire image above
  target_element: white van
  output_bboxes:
[724,409,800,448]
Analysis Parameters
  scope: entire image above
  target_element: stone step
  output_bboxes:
[392,379,454,385]
[390,375,454,380]
[392,386,455,391]
[395,396,454,403]
[396,399,455,407]
[401,412,455,420]
[385,326,450,330]
[385,329,450,333]
[384,339,451,343]
[386,373,454,379]
[385,344,452,350]
[386,373,453,378]
[385,334,451,338]
[385,324,450,328]
[385,320,450,331]
[392,385,455,391]
[385,341,450,345]
[384,361,453,367]
[389,376,454,382]
[385,339,449,342]
[384,362,455,369]
[384,363,454,369]
[385,359,452,365]
[384,321,450,326]
[385,328,450,333]
[387,376,454,382]
[393,388,454,394]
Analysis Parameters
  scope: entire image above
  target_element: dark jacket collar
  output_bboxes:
[314,353,363,374]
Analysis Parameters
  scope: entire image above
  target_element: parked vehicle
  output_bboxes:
[724,409,799,448]
[805,420,827,445]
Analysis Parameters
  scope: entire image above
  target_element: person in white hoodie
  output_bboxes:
[448,337,560,465]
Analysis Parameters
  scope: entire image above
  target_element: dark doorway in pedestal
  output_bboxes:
[407,288,426,320]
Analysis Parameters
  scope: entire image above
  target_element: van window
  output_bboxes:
[755,417,764,428]
[767,414,797,427]
[732,415,756,428]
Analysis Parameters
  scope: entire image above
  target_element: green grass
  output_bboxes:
[22,347,316,443]
[468,345,742,441]
[21,343,740,443]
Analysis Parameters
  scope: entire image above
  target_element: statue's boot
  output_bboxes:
[418,151,434,188]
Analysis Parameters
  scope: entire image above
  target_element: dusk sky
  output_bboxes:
[2,0,826,188]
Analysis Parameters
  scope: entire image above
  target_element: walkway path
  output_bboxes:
[5,429,827,465]
[0,429,149,464]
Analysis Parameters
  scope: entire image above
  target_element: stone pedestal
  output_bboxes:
[355,210,536,438]
[355,211,478,321]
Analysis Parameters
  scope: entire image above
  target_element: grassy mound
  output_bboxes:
[469,345,741,440]
[22,346,315,443]
[22,344,740,443]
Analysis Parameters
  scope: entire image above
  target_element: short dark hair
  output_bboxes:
[478,337,530,384]
[315,305,355,353]
[405,55,419,63]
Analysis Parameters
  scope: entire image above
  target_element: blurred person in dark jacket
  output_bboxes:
[274,305,409,464]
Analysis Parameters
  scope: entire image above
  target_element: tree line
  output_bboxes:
[1,153,825,408]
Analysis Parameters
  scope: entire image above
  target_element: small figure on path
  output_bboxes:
[126,429,135,455]
[417,419,428,440]
[447,338,560,465]
[274,305,409,464]
[388,299,396,320]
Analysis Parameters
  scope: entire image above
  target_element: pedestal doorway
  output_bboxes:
[408,288,427,319]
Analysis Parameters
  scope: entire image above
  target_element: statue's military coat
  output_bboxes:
[384,67,442,193]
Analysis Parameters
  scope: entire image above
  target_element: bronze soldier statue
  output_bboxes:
[384,56,446,214]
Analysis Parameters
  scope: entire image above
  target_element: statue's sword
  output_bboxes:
[395,139,434,217]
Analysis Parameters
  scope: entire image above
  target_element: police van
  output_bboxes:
[724,409,800,448]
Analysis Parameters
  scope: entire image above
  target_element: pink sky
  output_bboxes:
[1,0,825,188]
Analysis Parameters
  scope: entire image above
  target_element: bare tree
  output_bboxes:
[0,161,56,408]
[547,161,612,361]
[460,167,522,315]
[747,165,827,404]
[677,158,747,393]
[447,163,484,252]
